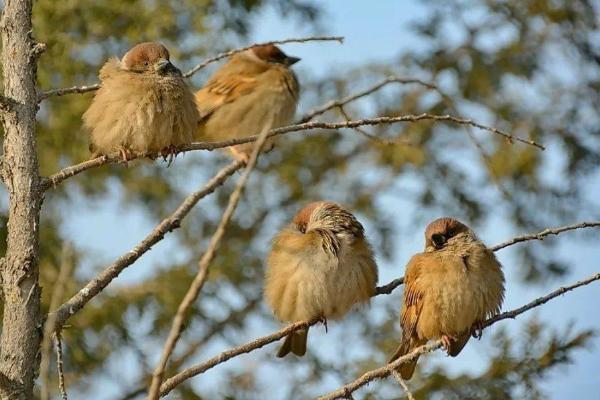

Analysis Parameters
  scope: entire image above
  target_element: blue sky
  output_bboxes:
[59,1,599,398]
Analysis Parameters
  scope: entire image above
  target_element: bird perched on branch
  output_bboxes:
[265,201,378,357]
[83,42,199,161]
[195,44,300,163]
[390,217,505,379]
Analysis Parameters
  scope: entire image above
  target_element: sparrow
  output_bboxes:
[264,201,378,357]
[389,217,505,380]
[195,44,300,162]
[83,42,199,160]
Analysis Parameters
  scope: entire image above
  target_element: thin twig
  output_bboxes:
[37,83,101,102]
[40,244,74,400]
[54,332,68,400]
[157,275,406,396]
[42,73,386,190]
[37,36,343,101]
[297,74,523,199]
[40,155,111,190]
[375,277,405,295]
[156,221,598,396]
[338,106,414,146]
[51,160,244,331]
[491,221,600,251]
[297,76,440,124]
[183,36,343,78]
[42,112,543,190]
[173,295,262,371]
[391,370,416,400]
[147,123,274,399]
[158,318,321,397]
[317,271,600,400]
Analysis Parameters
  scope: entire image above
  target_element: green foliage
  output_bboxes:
[1,0,597,398]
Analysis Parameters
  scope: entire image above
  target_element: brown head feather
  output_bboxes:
[293,201,326,233]
[251,44,300,66]
[293,201,364,239]
[122,42,171,72]
[424,217,470,250]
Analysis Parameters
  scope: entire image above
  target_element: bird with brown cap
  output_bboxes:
[195,44,300,163]
[83,42,199,161]
[264,201,378,358]
[389,217,505,379]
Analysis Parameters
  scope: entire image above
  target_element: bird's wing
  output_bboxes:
[400,254,426,341]
[195,73,259,120]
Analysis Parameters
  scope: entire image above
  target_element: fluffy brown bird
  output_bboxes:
[390,217,504,379]
[83,42,199,160]
[265,201,378,357]
[195,44,300,162]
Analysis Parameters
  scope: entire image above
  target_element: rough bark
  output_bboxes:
[0,0,44,399]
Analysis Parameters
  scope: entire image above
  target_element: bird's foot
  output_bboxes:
[161,145,179,166]
[118,147,133,167]
[441,334,457,354]
[318,316,329,333]
[471,321,484,340]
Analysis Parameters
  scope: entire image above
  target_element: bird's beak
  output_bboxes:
[285,56,301,66]
[155,59,182,76]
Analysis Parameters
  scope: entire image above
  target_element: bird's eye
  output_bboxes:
[143,61,150,67]
[298,223,306,234]
[431,233,446,248]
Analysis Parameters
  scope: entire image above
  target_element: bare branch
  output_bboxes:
[157,221,599,395]
[37,36,342,101]
[491,221,600,251]
[54,333,68,400]
[51,160,244,331]
[173,295,262,370]
[317,271,600,400]
[297,76,441,124]
[158,318,321,397]
[296,74,524,199]
[157,274,407,397]
[338,106,415,146]
[147,124,274,399]
[482,272,600,328]
[43,112,544,190]
[183,36,343,78]
[40,244,74,400]
[41,155,111,190]
[375,277,405,295]
[37,83,100,102]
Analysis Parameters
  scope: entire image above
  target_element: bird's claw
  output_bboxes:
[471,321,484,340]
[319,316,328,333]
[118,147,132,167]
[441,334,456,354]
[161,145,179,166]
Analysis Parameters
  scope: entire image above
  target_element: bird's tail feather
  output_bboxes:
[277,327,308,358]
[389,337,425,380]
[448,332,470,357]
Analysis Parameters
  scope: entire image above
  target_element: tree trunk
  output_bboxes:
[0,0,44,398]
